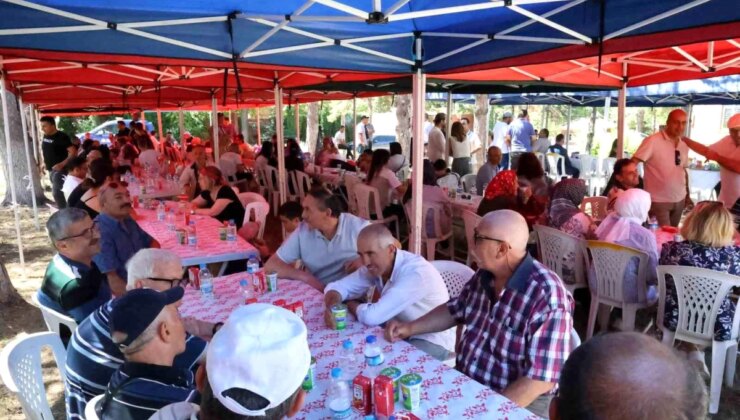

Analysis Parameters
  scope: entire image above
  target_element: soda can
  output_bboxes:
[267,271,278,292]
[188,267,200,290]
[132,195,140,208]
[379,367,402,402]
[176,229,187,245]
[374,375,395,417]
[289,301,304,319]
[332,304,348,330]
[400,373,422,411]
[352,374,372,415]
[219,224,227,241]
[302,357,316,391]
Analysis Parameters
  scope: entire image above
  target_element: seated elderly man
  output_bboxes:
[551,332,707,420]
[152,304,309,420]
[265,188,369,291]
[94,182,160,295]
[324,224,454,360]
[37,208,111,323]
[385,210,573,418]
[65,249,210,419]
[94,287,195,419]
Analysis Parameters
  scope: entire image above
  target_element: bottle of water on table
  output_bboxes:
[340,339,359,383]
[187,221,197,247]
[246,256,260,293]
[648,216,659,233]
[227,219,237,244]
[327,368,352,419]
[166,210,175,231]
[199,263,214,299]
[364,335,384,380]
[239,278,252,304]
[156,200,166,221]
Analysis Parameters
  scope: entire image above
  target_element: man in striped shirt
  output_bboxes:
[65,250,209,419]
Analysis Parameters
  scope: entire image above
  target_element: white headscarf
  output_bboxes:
[596,188,651,243]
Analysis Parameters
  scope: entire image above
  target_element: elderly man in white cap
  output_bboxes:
[151,304,309,420]
[681,113,740,207]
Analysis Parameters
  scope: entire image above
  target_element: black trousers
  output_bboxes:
[50,170,67,208]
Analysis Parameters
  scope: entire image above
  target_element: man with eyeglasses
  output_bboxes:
[65,249,212,420]
[632,109,691,226]
[385,210,573,418]
[37,208,111,324]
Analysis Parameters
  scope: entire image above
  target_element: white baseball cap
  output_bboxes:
[206,304,310,416]
[728,113,740,129]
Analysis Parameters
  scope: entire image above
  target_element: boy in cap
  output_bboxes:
[152,304,309,420]
[96,287,196,419]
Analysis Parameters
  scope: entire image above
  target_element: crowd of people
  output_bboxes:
[27,109,740,419]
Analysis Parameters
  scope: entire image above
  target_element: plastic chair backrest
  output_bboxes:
[85,394,105,420]
[461,210,481,258]
[460,173,477,193]
[436,173,459,190]
[580,196,608,221]
[218,157,237,180]
[294,171,312,201]
[396,166,410,183]
[535,152,546,169]
[354,183,383,220]
[534,225,587,286]
[579,155,596,178]
[586,240,649,304]
[344,174,362,214]
[602,157,617,178]
[31,294,78,338]
[431,260,475,299]
[244,201,270,239]
[546,153,565,178]
[0,332,67,420]
[263,166,279,191]
[420,203,449,239]
[656,265,740,346]
[237,192,267,208]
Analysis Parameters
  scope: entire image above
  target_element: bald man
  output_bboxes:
[325,224,454,360]
[385,210,573,418]
[632,109,691,226]
[551,332,707,420]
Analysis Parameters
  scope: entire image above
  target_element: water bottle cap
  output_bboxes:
[199,263,206,269]
[331,367,342,378]
[366,335,376,344]
[239,279,247,286]
[342,339,353,350]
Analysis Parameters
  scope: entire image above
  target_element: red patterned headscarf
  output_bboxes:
[484,170,518,200]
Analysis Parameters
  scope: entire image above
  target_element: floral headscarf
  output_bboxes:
[549,178,587,228]
[484,170,518,200]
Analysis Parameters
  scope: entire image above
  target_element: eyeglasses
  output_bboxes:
[473,229,508,247]
[147,277,187,289]
[58,221,98,241]
[675,150,681,166]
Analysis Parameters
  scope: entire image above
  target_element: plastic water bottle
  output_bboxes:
[156,201,166,221]
[239,279,252,304]
[227,219,237,243]
[327,368,352,419]
[247,257,260,293]
[648,216,659,233]
[199,264,214,299]
[187,221,197,247]
[166,210,175,231]
[364,335,384,380]
[340,339,359,382]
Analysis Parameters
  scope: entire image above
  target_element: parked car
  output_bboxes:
[370,134,395,150]
[77,119,155,144]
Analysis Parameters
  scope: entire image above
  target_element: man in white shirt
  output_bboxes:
[355,116,369,154]
[427,113,447,163]
[61,156,87,201]
[492,111,513,169]
[681,113,740,207]
[333,125,346,147]
[423,113,434,144]
[461,117,482,171]
[324,224,454,360]
[265,188,369,291]
[632,109,691,226]
[219,143,245,182]
[533,128,551,155]
[179,145,208,200]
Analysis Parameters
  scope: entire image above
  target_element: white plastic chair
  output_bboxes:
[656,265,740,414]
[436,172,460,190]
[0,332,67,420]
[262,166,281,216]
[534,225,588,294]
[31,293,78,338]
[85,394,105,420]
[460,210,481,266]
[546,153,566,180]
[578,155,598,195]
[534,152,546,170]
[396,166,410,183]
[431,260,475,299]
[409,203,454,261]
[602,157,617,180]
[585,241,654,339]
[460,174,477,193]
[218,156,237,182]
[343,174,362,215]
[580,196,608,222]
[354,183,400,239]
[291,170,312,202]
[243,201,270,240]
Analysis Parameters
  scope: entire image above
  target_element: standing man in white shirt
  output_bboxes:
[680,113,740,208]
[461,117,482,172]
[324,224,454,360]
[423,113,434,144]
[492,111,513,169]
[427,113,447,163]
[61,156,88,201]
[632,109,691,226]
[333,125,346,146]
[355,115,369,154]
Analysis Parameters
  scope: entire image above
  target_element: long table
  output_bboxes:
[179,274,540,420]
[135,209,259,275]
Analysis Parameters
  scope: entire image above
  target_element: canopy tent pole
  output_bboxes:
[256,107,262,145]
[240,109,248,141]
[230,110,238,134]
[616,63,628,158]
[28,105,38,162]
[0,73,25,268]
[294,103,300,143]
[410,70,426,255]
[32,106,40,164]
[211,96,220,163]
[156,109,164,143]
[445,91,452,163]
[565,104,572,154]
[178,107,185,142]
[352,95,357,149]
[274,85,287,204]
[686,103,693,138]
[17,95,39,230]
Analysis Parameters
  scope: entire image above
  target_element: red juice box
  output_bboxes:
[273,299,287,308]
[132,195,139,208]
[289,301,304,318]
[374,375,394,418]
[245,298,258,305]
[352,374,372,415]
[188,267,200,290]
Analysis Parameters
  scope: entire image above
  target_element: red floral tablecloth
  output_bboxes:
[179,273,540,420]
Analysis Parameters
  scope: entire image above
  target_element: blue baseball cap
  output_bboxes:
[109,287,184,350]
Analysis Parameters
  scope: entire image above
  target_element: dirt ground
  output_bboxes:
[0,196,739,419]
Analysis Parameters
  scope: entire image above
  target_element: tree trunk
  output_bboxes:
[474,94,489,171]
[394,95,412,160]
[0,89,45,206]
[0,261,22,305]
[305,102,320,157]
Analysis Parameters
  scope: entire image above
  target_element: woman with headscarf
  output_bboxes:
[549,178,595,239]
[477,170,546,228]
[593,188,658,304]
